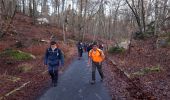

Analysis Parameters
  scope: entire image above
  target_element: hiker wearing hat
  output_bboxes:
[44,41,64,87]
[88,42,105,84]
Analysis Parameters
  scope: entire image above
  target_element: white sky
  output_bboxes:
[37,0,127,16]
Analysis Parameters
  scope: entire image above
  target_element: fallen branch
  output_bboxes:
[4,81,31,97]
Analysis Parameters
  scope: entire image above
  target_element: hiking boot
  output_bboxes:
[90,80,95,85]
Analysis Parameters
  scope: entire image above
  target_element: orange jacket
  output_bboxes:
[89,48,105,62]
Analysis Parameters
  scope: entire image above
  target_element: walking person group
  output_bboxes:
[44,40,105,87]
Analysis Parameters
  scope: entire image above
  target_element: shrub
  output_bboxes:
[108,46,125,54]
[18,63,33,73]
[31,38,40,45]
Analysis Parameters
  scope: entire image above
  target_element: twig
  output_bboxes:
[5,81,31,97]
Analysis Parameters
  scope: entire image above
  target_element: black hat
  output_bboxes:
[50,41,56,45]
[92,41,98,46]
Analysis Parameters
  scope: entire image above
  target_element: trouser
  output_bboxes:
[92,61,104,81]
[48,69,58,84]
[79,51,83,57]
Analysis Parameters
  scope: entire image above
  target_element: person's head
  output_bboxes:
[92,42,98,51]
[50,41,56,48]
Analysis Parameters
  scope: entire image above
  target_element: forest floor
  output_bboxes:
[104,37,170,99]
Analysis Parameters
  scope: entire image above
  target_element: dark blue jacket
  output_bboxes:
[44,48,64,70]
[77,44,83,53]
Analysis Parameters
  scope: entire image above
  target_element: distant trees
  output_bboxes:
[0,0,169,41]
[126,0,170,36]
[0,0,17,37]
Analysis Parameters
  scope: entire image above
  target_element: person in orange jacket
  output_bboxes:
[88,42,105,84]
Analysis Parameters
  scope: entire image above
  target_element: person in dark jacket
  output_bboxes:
[77,41,83,60]
[44,41,64,87]
[87,43,93,53]
[99,44,104,50]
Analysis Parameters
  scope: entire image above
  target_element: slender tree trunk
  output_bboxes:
[22,0,25,14]
[141,0,146,32]
[78,0,83,41]
[33,0,36,24]
[29,0,33,17]
[62,0,66,42]
[71,0,75,36]
[82,0,88,42]
[154,0,159,35]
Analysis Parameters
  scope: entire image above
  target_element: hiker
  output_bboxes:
[83,43,88,52]
[77,41,83,60]
[88,42,105,84]
[87,43,93,53]
[44,41,64,87]
[99,44,104,50]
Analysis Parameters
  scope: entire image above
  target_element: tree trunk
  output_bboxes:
[78,0,83,41]
[141,0,146,32]
[154,0,159,35]
[22,0,25,14]
[82,0,88,42]
[62,0,66,42]
[126,0,143,33]
[29,0,33,17]
[32,0,36,24]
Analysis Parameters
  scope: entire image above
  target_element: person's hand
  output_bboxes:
[59,67,63,74]
[87,61,90,67]
[87,58,91,67]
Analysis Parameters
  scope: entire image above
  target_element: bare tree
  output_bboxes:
[0,0,17,37]
[154,0,159,35]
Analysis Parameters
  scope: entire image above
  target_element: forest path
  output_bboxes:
[38,53,111,100]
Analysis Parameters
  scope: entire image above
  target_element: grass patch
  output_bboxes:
[0,49,35,61]
[5,75,21,82]
[18,63,33,73]
[132,65,161,76]
[108,46,125,54]
[32,38,41,45]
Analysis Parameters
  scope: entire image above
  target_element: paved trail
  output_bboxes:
[38,53,111,100]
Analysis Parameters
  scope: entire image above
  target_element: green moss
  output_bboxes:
[108,46,125,54]
[132,65,161,77]
[0,49,34,61]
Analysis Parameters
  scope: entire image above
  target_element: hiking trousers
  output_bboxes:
[78,51,83,57]
[48,68,58,84]
[92,61,104,81]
